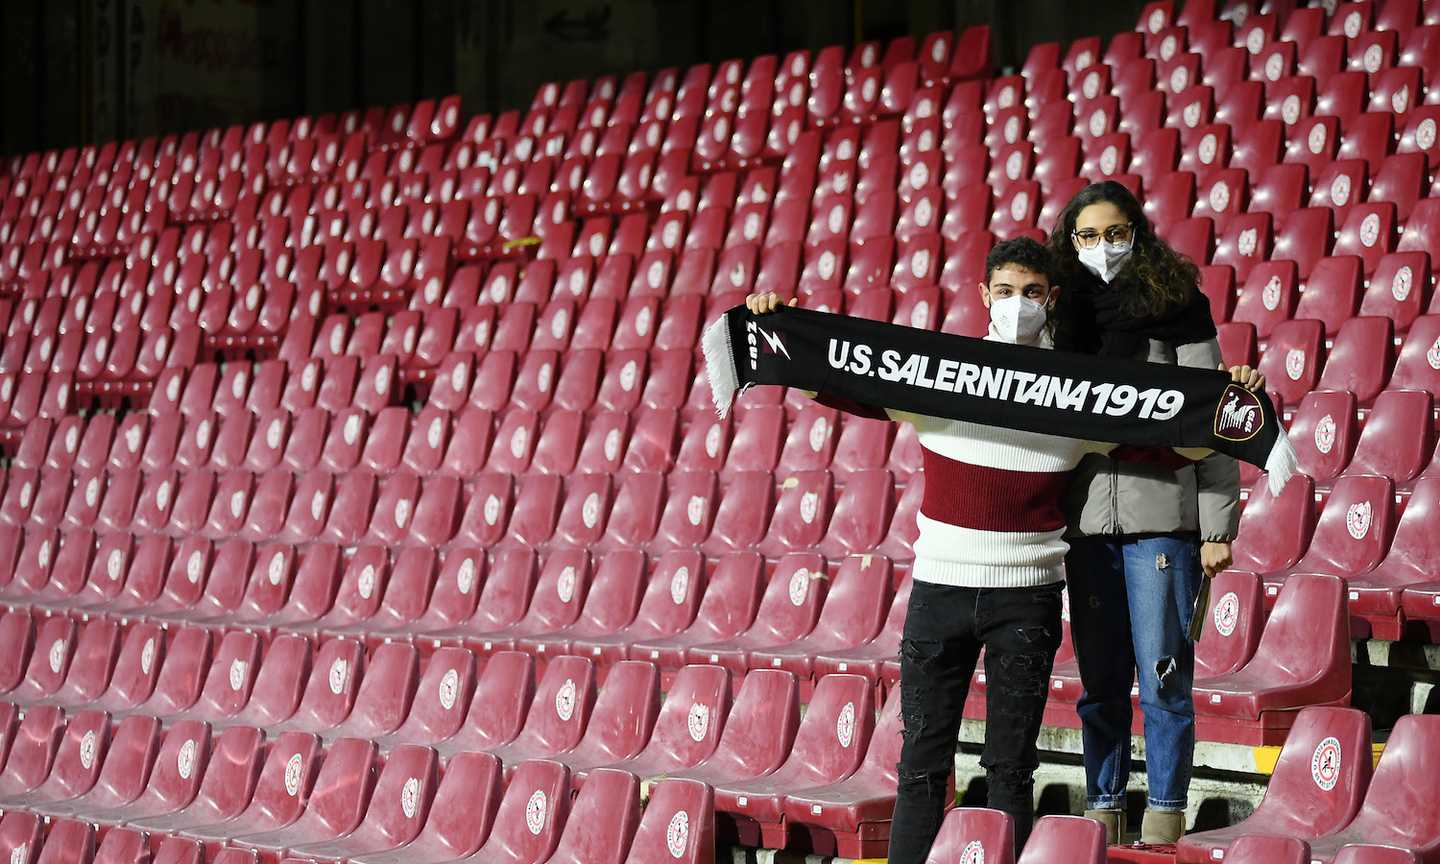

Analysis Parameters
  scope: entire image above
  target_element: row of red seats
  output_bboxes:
[0,659,896,859]
[0,722,714,863]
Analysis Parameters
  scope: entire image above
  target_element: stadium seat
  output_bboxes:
[543,768,642,864]
[1346,389,1434,486]
[376,646,476,748]
[1258,318,1326,407]
[923,807,1015,864]
[0,707,109,810]
[1271,474,1396,600]
[283,744,438,862]
[0,813,41,864]
[1317,316,1396,405]
[347,750,503,864]
[711,673,874,849]
[1388,315,1440,393]
[37,713,159,818]
[1286,390,1359,486]
[748,553,891,679]
[1332,846,1423,863]
[487,654,597,769]
[323,641,418,741]
[227,737,377,859]
[1193,573,1352,744]
[33,820,94,864]
[1222,835,1312,863]
[84,718,212,826]
[683,552,825,674]
[128,724,264,836]
[92,827,151,864]
[1196,569,1266,681]
[1304,714,1440,861]
[1016,815,1106,864]
[1178,707,1373,862]
[436,650,534,757]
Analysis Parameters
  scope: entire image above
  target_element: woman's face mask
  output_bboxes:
[1077,238,1132,284]
[989,294,1049,344]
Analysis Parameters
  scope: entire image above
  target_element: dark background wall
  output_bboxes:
[0,0,1153,157]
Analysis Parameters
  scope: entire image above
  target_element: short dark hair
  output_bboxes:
[984,237,1056,286]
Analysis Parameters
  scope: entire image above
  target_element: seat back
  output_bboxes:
[37,709,110,801]
[347,641,419,733]
[1016,816,1106,864]
[1196,569,1264,679]
[642,664,731,768]
[92,827,151,864]
[33,819,93,864]
[0,812,41,864]
[1245,574,1352,703]
[573,548,647,632]
[410,750,503,858]
[293,637,363,728]
[1297,474,1394,574]
[515,655,596,753]
[459,650,535,749]
[625,778,714,864]
[516,547,592,632]
[477,759,570,863]
[363,744,438,846]
[87,713,161,806]
[683,551,765,642]
[144,625,212,715]
[470,547,539,631]
[142,719,212,812]
[1226,835,1310,863]
[1230,474,1315,573]
[245,633,310,722]
[742,552,827,643]
[403,646,476,740]
[1347,389,1434,484]
[706,669,800,776]
[196,629,260,716]
[574,660,660,762]
[1286,389,1358,483]
[188,724,265,824]
[925,807,1015,864]
[1332,844,1423,863]
[244,731,322,828]
[547,768,642,864]
[1350,714,1440,844]
[1252,707,1372,833]
[1,705,64,794]
[293,737,376,836]
[778,673,874,786]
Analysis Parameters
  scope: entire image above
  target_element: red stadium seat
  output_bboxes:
[0,708,109,810]
[487,655,597,769]
[284,744,438,862]
[1317,316,1396,405]
[1304,714,1440,861]
[38,713,158,818]
[227,737,377,859]
[129,724,264,837]
[711,673,874,848]
[1017,816,1107,864]
[377,646,477,748]
[0,813,41,864]
[1388,315,1440,393]
[85,718,212,826]
[347,751,502,864]
[749,554,891,679]
[1178,707,1372,862]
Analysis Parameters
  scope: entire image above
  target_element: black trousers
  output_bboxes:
[887,579,1063,863]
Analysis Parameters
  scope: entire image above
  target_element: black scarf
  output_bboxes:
[1058,271,1218,358]
[703,306,1295,494]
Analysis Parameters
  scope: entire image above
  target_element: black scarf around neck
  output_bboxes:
[1060,271,1218,358]
[703,305,1295,495]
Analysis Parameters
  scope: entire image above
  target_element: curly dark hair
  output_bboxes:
[984,237,1057,286]
[1046,181,1200,318]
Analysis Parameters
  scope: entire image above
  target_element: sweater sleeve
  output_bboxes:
[1178,338,1242,542]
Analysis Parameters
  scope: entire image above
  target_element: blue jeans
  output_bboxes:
[1066,535,1202,812]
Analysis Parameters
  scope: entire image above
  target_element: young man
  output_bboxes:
[744,237,1262,860]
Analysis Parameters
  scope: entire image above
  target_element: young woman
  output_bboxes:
[1048,180,1240,844]
[744,236,1262,860]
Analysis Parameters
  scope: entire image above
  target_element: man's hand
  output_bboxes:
[745,292,796,315]
[1200,541,1233,577]
[1221,363,1265,393]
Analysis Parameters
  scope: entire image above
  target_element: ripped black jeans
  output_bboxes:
[887,579,1062,863]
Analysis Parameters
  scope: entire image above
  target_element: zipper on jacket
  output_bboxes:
[1108,458,1120,534]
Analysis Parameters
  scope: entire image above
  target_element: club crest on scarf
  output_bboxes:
[1213,384,1264,442]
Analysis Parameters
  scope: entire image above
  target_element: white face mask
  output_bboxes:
[989,295,1049,344]
[1077,239,1132,283]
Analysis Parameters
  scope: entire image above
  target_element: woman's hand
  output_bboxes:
[1221,363,1265,393]
[745,292,796,315]
[1200,541,1233,577]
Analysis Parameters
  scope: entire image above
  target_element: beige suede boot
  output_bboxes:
[1140,809,1185,844]
[1083,809,1126,844]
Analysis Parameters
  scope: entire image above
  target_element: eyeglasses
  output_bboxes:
[1072,223,1134,249]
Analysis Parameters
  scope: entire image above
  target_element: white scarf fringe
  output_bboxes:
[701,313,739,419]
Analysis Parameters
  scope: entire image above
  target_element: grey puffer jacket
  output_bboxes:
[1062,336,1241,542]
